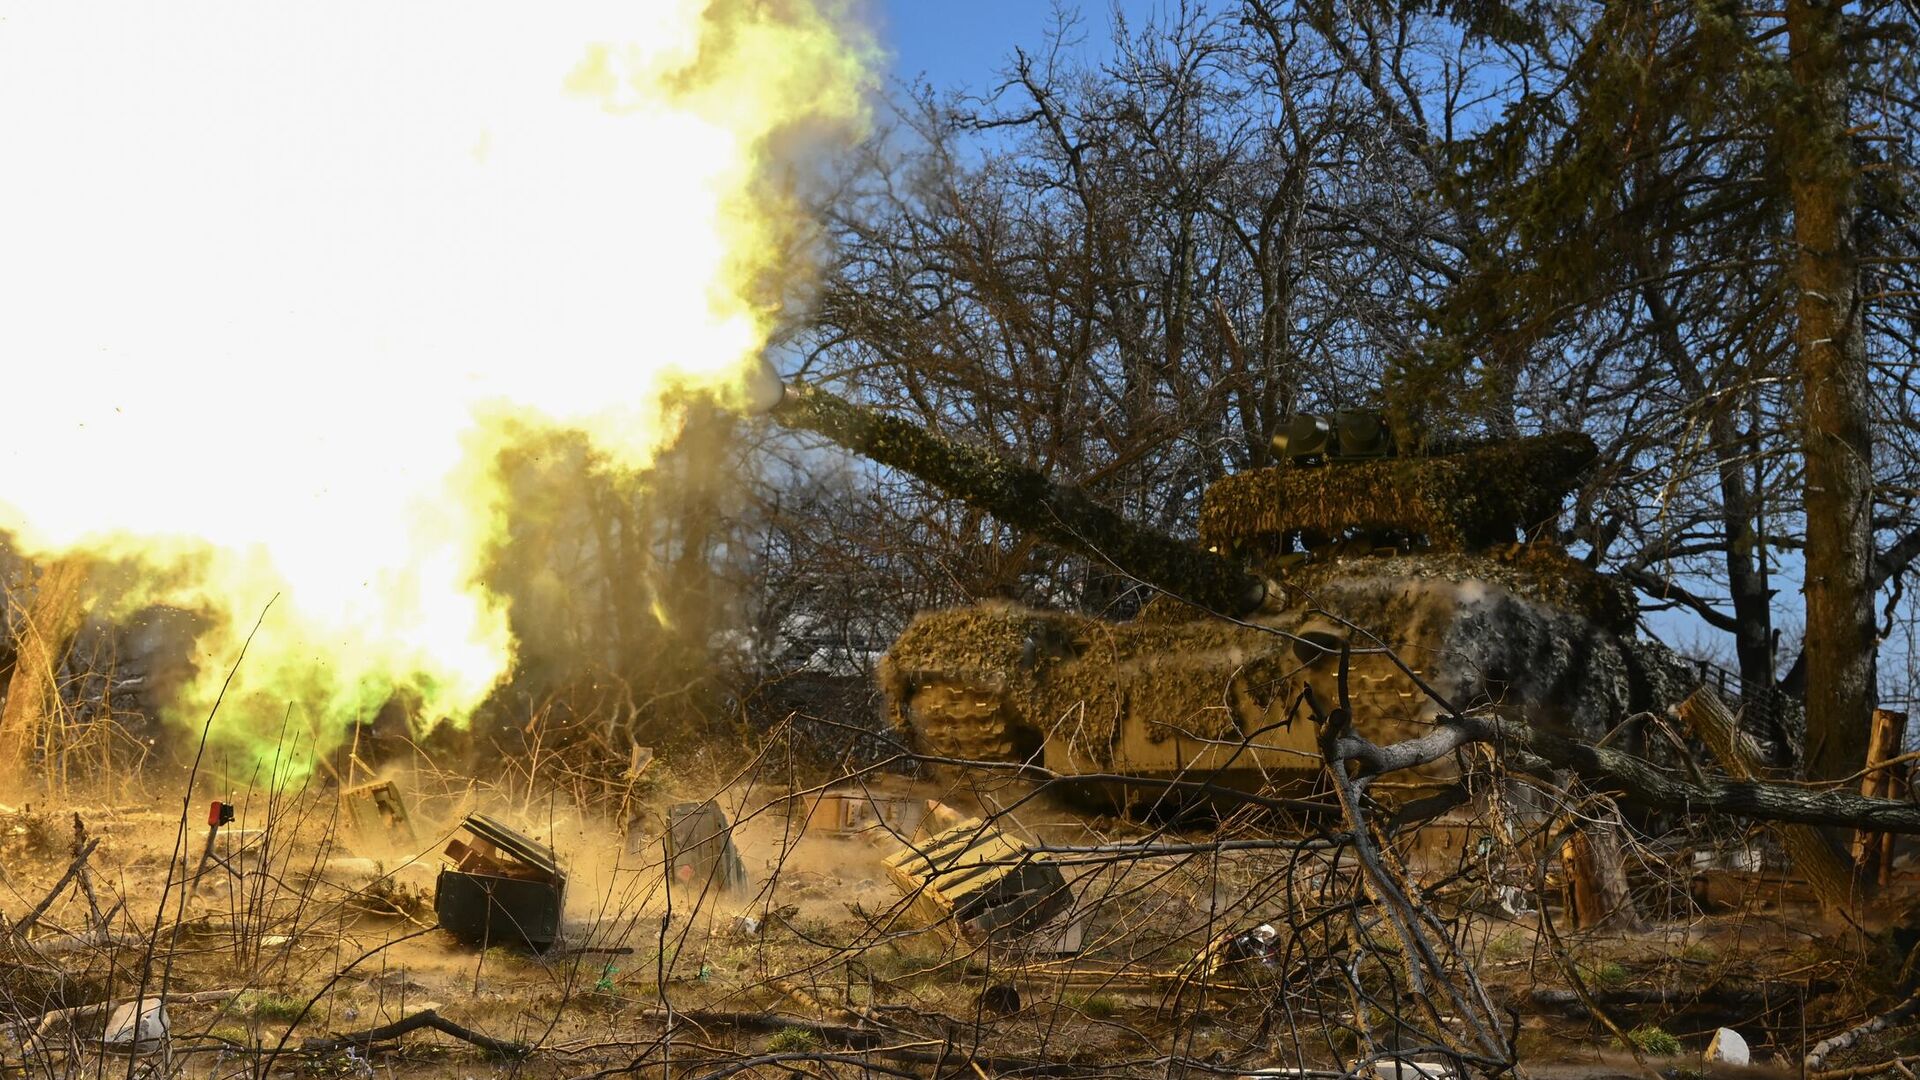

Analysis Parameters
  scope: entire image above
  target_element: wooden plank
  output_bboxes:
[1561,832,1602,929]
[1854,710,1910,885]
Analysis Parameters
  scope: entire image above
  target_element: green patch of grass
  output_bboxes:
[208,1022,254,1044]
[1621,1025,1682,1056]
[1579,959,1629,987]
[1680,941,1719,964]
[862,948,936,983]
[768,1027,819,1053]
[1067,992,1121,1019]
[483,945,525,966]
[1484,932,1527,961]
[244,992,306,1023]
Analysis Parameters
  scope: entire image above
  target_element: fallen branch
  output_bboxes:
[31,987,253,1040]
[767,974,866,1025]
[1528,981,1834,1011]
[627,1008,1095,1076]
[1807,987,1920,1072]
[11,837,101,940]
[1313,647,1512,1069]
[300,1008,527,1058]
[1814,1057,1920,1080]
[27,931,143,958]
[1679,690,1856,908]
[1328,690,1920,835]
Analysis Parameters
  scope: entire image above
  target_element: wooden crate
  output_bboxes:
[882,817,1070,941]
[803,789,927,837]
[340,779,417,848]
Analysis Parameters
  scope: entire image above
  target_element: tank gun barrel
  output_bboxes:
[769,381,1269,617]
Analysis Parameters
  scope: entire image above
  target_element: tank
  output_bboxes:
[770,390,1700,805]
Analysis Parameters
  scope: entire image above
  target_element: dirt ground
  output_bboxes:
[0,760,1907,1079]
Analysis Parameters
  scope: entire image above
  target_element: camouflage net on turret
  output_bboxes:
[1139,546,1635,633]
[1198,432,1597,552]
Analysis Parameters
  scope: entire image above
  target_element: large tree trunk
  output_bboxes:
[0,556,91,794]
[1784,0,1875,787]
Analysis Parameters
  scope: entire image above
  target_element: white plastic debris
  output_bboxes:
[1705,1028,1750,1066]
[1366,1059,1459,1080]
[103,998,169,1052]
[733,914,762,937]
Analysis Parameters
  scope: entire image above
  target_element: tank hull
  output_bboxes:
[882,549,1692,811]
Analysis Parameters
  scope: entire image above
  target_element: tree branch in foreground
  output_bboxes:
[1337,685,1920,834]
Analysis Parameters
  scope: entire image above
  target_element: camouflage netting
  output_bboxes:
[877,602,1291,761]
[1278,570,1701,742]
[883,563,1699,771]
[1281,546,1637,633]
[1138,546,1636,633]
[1198,432,1597,552]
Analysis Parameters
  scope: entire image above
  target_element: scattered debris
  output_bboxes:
[1705,1027,1750,1066]
[434,814,566,951]
[921,799,967,836]
[102,997,168,1053]
[1363,1058,1458,1080]
[1691,845,1765,872]
[977,982,1021,1015]
[298,1007,526,1058]
[800,788,927,837]
[626,745,656,780]
[665,801,749,895]
[1030,905,1094,955]
[882,816,1071,942]
[340,779,417,849]
[1224,923,1281,969]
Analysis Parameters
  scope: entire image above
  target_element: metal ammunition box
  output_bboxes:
[434,814,566,951]
[665,801,749,894]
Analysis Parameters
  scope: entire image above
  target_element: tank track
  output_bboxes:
[905,682,1022,763]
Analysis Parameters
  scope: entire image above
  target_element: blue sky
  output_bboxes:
[877,2,1158,93]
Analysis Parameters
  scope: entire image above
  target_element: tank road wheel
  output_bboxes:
[905,682,1031,764]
